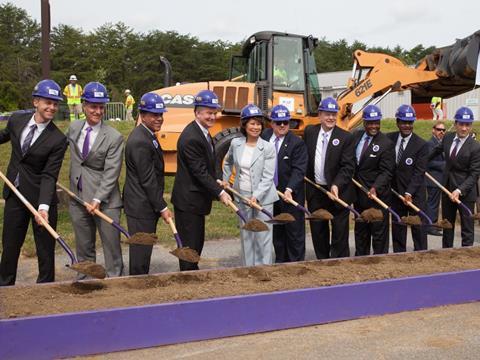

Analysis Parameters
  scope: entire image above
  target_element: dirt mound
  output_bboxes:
[361,208,383,222]
[69,261,106,279]
[243,219,268,232]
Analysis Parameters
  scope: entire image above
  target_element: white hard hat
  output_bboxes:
[124,89,131,94]
[69,74,77,81]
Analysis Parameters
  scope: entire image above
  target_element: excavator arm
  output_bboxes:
[336,30,480,130]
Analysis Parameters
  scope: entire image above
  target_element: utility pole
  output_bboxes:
[41,0,50,78]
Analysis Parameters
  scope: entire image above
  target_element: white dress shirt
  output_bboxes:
[77,121,101,154]
[395,133,412,160]
[314,128,332,185]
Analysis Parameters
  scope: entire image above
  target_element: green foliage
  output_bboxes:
[1,2,438,110]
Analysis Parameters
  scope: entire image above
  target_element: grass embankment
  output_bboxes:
[0,119,478,256]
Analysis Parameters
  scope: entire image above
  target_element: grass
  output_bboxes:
[0,118,479,256]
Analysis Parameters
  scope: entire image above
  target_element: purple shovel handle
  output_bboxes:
[347,205,362,219]
[417,209,433,225]
[458,202,473,217]
[388,207,403,224]
[236,209,248,224]
[173,233,183,248]
[111,221,131,238]
[296,204,311,216]
[261,208,274,219]
[56,236,78,265]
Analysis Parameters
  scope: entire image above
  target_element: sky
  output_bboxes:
[5,0,480,50]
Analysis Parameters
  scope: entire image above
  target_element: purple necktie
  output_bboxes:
[360,136,371,160]
[82,126,93,160]
[21,124,37,156]
[450,138,460,160]
[274,137,280,186]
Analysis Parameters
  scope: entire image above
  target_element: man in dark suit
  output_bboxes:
[428,106,480,247]
[123,93,172,275]
[261,104,308,262]
[171,90,231,271]
[353,105,395,256]
[387,105,428,252]
[0,80,68,286]
[425,121,446,236]
[304,97,355,259]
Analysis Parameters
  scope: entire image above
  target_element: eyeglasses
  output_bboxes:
[273,121,289,126]
[434,127,446,132]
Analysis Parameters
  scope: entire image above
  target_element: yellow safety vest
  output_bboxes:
[63,84,83,105]
[125,94,135,110]
[431,96,442,110]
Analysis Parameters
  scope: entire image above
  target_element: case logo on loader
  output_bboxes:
[355,79,373,97]
[161,94,195,107]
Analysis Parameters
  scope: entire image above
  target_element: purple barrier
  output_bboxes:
[1,269,480,359]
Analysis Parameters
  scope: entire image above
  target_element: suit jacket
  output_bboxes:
[387,132,428,204]
[261,129,307,203]
[123,124,168,219]
[0,112,67,207]
[171,120,223,215]
[304,125,356,204]
[66,120,123,208]
[223,136,279,205]
[425,135,445,187]
[428,132,480,201]
[353,130,395,206]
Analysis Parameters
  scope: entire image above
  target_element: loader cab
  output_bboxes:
[230,31,321,117]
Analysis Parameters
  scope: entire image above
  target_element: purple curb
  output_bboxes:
[1,269,480,359]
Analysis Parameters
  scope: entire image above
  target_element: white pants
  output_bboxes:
[237,189,274,266]
[432,108,443,120]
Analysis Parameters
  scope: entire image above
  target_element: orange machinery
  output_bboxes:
[150,30,479,173]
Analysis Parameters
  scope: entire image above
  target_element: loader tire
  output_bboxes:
[213,127,242,176]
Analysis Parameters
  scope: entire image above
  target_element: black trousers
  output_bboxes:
[354,202,389,256]
[308,191,350,259]
[273,200,305,263]
[426,186,441,223]
[0,195,57,286]
[442,195,475,247]
[391,196,427,252]
[174,207,205,271]
[127,215,159,275]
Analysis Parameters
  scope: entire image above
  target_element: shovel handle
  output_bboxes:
[425,172,472,216]
[352,178,389,210]
[391,188,421,212]
[304,177,351,208]
[0,171,77,264]
[226,199,248,223]
[221,182,264,212]
[277,190,311,216]
[167,217,183,248]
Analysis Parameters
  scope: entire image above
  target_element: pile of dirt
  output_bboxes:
[124,232,158,245]
[401,215,423,226]
[273,213,296,222]
[310,209,333,220]
[69,261,106,279]
[2,247,480,319]
[170,247,200,263]
[361,208,383,222]
[434,219,453,229]
[243,219,268,232]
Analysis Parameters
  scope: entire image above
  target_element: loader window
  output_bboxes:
[273,37,305,92]
[247,41,267,82]
[305,50,321,114]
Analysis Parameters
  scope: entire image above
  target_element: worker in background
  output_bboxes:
[430,96,443,120]
[0,80,67,285]
[171,90,231,271]
[425,121,446,236]
[428,106,480,248]
[261,104,308,263]
[353,105,395,256]
[387,105,428,252]
[63,75,85,121]
[123,93,171,275]
[124,89,135,121]
[304,97,355,259]
[66,82,124,279]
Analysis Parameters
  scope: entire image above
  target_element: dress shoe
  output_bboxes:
[428,229,442,236]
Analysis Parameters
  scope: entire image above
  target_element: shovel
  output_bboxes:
[352,178,405,225]
[226,199,268,232]
[276,190,324,221]
[425,172,480,220]
[56,182,157,245]
[222,184,295,224]
[390,188,431,226]
[0,171,106,279]
[303,177,365,221]
[166,217,200,263]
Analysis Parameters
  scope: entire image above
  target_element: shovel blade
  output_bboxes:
[69,261,106,279]
[170,247,200,263]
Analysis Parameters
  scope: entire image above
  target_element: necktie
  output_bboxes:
[82,126,93,160]
[21,124,37,156]
[450,138,460,160]
[397,138,405,164]
[207,132,214,153]
[360,136,370,160]
[274,136,280,186]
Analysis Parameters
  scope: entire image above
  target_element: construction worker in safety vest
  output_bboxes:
[124,89,135,121]
[430,96,443,120]
[63,75,85,121]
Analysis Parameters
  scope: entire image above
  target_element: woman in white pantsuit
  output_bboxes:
[223,104,278,266]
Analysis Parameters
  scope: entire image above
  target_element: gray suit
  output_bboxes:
[223,137,278,266]
[66,120,124,278]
